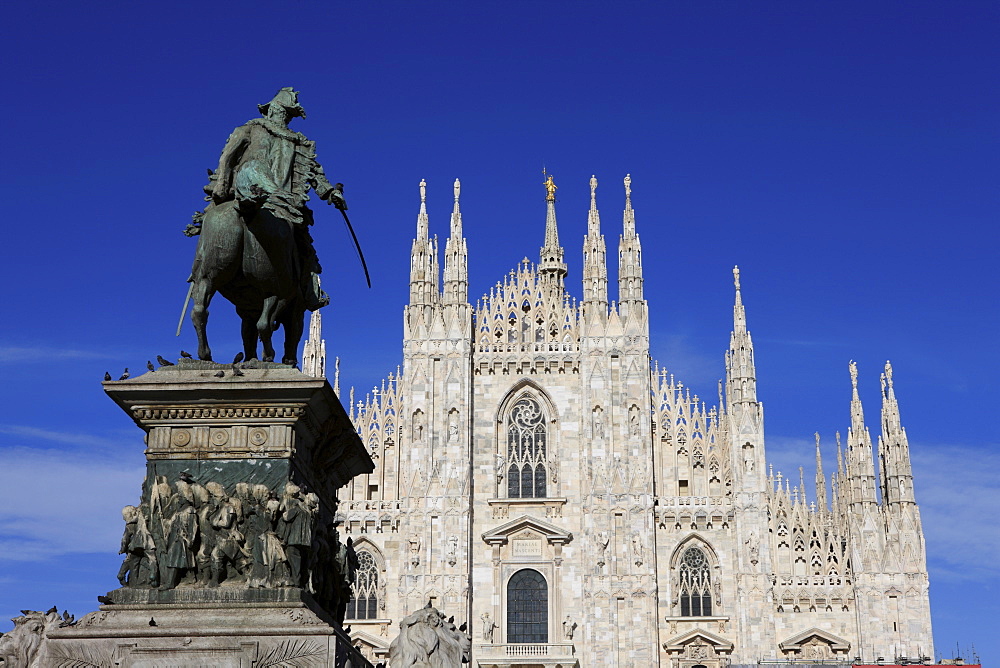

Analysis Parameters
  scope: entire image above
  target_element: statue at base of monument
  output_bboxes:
[186,87,348,366]
[387,605,471,667]
[0,609,75,668]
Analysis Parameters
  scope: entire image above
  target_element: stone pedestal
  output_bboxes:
[42,360,376,667]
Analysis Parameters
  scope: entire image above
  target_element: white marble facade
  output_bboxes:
[330,176,934,667]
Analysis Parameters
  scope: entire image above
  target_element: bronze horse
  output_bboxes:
[188,196,306,366]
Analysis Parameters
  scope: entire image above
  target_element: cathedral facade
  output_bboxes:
[329,176,934,667]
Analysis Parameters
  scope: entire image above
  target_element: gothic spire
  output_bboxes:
[617,174,644,314]
[409,179,439,308]
[726,266,758,407]
[582,174,608,315]
[302,309,326,378]
[443,178,468,305]
[879,360,915,506]
[847,361,878,508]
[815,432,827,513]
[538,171,567,283]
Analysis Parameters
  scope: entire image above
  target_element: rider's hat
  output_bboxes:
[259,87,307,119]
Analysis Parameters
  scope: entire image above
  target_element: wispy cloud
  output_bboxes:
[0,425,129,453]
[650,333,724,395]
[0,447,144,560]
[0,346,115,363]
[765,436,1000,580]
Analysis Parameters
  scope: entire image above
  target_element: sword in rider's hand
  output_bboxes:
[330,183,371,289]
[176,281,194,337]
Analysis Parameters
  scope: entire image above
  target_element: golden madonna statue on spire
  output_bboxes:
[543,170,557,201]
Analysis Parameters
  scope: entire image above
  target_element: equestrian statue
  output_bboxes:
[183,87,363,366]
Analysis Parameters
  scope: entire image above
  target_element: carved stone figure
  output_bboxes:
[481,612,497,643]
[562,615,577,640]
[631,532,643,566]
[388,606,470,667]
[0,609,71,668]
[593,407,605,439]
[408,534,421,566]
[495,453,505,485]
[162,480,199,590]
[278,483,315,587]
[595,530,610,568]
[207,482,247,586]
[187,88,348,365]
[447,535,458,566]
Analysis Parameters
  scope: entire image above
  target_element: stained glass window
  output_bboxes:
[679,546,713,617]
[346,551,379,620]
[505,397,547,498]
[507,569,548,643]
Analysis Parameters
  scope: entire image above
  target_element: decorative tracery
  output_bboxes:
[346,551,379,620]
[505,396,547,498]
[679,546,713,617]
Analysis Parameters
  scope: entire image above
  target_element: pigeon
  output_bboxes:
[103,372,112,381]
[233,352,245,364]
[119,368,130,381]
[232,364,244,377]
[344,625,351,635]
[46,606,58,615]
[146,361,156,373]
[96,596,112,605]
[157,355,175,367]
[459,622,467,633]
[180,350,193,359]
[149,617,157,627]
[213,369,225,378]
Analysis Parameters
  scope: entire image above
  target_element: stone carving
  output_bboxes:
[593,406,605,439]
[631,532,644,566]
[447,535,458,566]
[408,534,421,566]
[562,615,577,640]
[0,609,74,668]
[495,453,505,486]
[388,606,471,667]
[115,475,351,614]
[187,88,348,366]
[595,530,610,568]
[628,405,640,437]
[481,612,497,642]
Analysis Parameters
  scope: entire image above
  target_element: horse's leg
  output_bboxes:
[236,307,260,361]
[280,305,305,366]
[257,296,284,362]
[191,279,216,361]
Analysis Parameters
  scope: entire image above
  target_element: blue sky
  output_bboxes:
[1,1,997,663]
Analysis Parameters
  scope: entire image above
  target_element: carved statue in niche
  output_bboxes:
[631,532,643,566]
[593,406,605,439]
[548,452,559,484]
[495,453,505,486]
[448,414,459,442]
[413,410,425,442]
[629,405,640,437]
[743,443,754,472]
[447,535,458,566]
[595,530,610,568]
[408,534,421,566]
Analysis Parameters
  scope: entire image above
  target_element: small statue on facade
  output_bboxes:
[480,612,497,643]
[562,615,577,640]
[408,534,421,566]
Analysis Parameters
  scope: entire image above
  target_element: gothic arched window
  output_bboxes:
[678,546,713,617]
[346,551,379,620]
[507,569,548,643]
[505,396,547,498]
